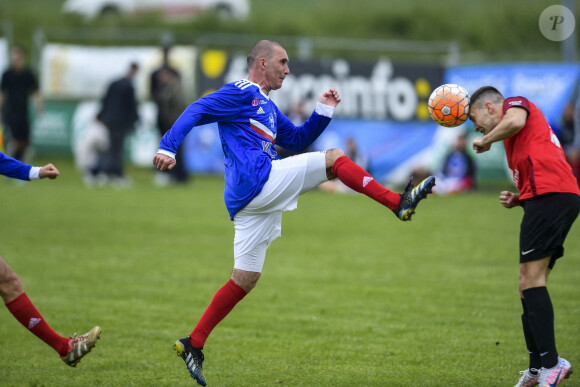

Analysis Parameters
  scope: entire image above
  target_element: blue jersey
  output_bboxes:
[0,152,32,180]
[159,79,333,219]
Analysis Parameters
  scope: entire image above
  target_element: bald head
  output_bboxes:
[247,40,284,69]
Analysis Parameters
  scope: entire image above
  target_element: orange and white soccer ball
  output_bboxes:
[428,84,470,127]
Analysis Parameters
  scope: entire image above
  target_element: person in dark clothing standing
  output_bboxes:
[150,47,188,184]
[0,46,44,161]
[100,62,139,185]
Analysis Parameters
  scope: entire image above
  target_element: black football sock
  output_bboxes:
[521,298,541,373]
[522,286,559,369]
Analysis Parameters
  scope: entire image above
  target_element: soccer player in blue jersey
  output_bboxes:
[0,152,101,367]
[153,40,435,386]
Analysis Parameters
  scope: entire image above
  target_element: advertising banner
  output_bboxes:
[445,63,580,136]
[196,49,444,121]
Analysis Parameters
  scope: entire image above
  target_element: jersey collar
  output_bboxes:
[243,79,270,99]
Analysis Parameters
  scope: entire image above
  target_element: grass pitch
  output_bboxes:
[1,160,579,386]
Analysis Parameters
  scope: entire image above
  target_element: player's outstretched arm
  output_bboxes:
[318,88,341,107]
[499,190,520,208]
[473,108,527,153]
[39,163,59,179]
[153,153,176,171]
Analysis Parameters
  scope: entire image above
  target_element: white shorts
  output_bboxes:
[233,151,327,272]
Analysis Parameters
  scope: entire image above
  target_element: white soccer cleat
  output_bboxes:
[61,326,102,367]
[538,357,573,387]
[514,368,540,387]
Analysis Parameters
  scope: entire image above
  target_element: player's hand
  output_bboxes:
[153,153,176,171]
[472,137,491,153]
[499,191,520,208]
[318,88,341,107]
[39,163,60,179]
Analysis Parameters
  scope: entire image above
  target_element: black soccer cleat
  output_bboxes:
[393,176,436,221]
[173,337,207,386]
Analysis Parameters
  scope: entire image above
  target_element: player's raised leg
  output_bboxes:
[326,149,435,220]
[0,257,101,366]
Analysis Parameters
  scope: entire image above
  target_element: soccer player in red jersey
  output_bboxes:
[469,86,580,387]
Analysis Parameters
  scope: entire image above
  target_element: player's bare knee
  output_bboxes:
[231,269,261,293]
[325,149,346,179]
[326,149,345,167]
[0,260,24,301]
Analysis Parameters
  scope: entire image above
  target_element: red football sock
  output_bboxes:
[5,293,70,357]
[190,279,247,348]
[333,155,401,210]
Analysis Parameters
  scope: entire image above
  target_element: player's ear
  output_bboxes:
[258,57,267,70]
[485,101,494,114]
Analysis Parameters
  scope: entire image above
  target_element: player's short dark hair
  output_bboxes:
[470,86,504,110]
[247,40,283,69]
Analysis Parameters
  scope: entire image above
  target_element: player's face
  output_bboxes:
[265,46,290,91]
[469,105,500,135]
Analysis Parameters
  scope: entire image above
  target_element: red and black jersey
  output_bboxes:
[502,96,580,200]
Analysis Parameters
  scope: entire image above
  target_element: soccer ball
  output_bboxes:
[427,84,470,127]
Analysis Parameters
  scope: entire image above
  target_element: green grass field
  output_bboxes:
[1,160,579,386]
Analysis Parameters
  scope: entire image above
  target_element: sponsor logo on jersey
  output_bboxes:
[262,141,278,158]
[259,100,268,105]
[509,100,523,106]
[512,168,520,186]
[257,107,265,114]
[269,113,275,130]
[252,98,258,107]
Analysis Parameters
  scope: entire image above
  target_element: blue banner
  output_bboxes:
[182,63,579,184]
[445,63,580,135]
[182,119,438,183]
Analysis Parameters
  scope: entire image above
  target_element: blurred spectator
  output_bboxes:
[320,137,368,193]
[0,46,44,161]
[74,112,110,186]
[412,132,476,195]
[150,47,188,185]
[276,100,311,158]
[99,62,139,187]
[288,99,308,126]
[561,83,580,184]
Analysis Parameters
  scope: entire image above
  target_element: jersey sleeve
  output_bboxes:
[502,97,531,116]
[0,152,32,181]
[159,85,245,154]
[275,103,333,152]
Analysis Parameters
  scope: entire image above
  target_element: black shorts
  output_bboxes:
[520,192,580,269]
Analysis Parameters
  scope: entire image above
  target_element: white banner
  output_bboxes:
[40,44,197,101]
